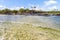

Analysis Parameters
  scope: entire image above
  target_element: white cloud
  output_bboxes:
[10,7,20,10]
[44,0,57,6]
[0,5,7,10]
[0,5,20,10]
[9,6,25,10]
[43,0,58,10]
[0,5,25,10]
[48,6,57,10]
[20,7,25,8]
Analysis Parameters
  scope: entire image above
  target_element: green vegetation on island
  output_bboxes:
[0,8,60,16]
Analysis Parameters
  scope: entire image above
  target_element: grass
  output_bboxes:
[0,22,60,40]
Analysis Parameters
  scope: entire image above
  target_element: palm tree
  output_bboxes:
[31,6,36,10]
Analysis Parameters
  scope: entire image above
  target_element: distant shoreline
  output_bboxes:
[0,13,60,16]
[0,9,60,16]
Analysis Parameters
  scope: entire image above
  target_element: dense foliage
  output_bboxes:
[0,8,60,15]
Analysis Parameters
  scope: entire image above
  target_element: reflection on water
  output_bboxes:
[0,15,60,29]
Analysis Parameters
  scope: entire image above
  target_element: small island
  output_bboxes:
[0,8,60,16]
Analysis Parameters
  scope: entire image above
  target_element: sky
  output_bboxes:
[0,0,60,10]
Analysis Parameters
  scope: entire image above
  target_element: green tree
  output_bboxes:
[2,9,12,15]
[0,10,3,14]
[19,8,25,14]
[25,8,30,13]
[12,10,18,15]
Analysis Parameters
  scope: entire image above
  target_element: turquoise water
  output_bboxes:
[0,15,60,29]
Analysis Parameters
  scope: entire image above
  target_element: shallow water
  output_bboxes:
[0,15,60,29]
[0,15,60,40]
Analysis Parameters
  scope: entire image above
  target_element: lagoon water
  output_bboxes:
[0,15,60,29]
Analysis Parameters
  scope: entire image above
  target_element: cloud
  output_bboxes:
[48,6,57,10]
[9,6,25,10]
[43,0,58,10]
[0,5,20,10]
[0,5,25,10]
[10,7,20,10]
[20,7,25,8]
[44,0,57,6]
[0,5,7,10]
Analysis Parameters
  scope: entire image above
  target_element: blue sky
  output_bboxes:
[0,0,59,10]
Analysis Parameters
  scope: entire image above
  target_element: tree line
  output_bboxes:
[0,8,60,15]
[0,8,30,15]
